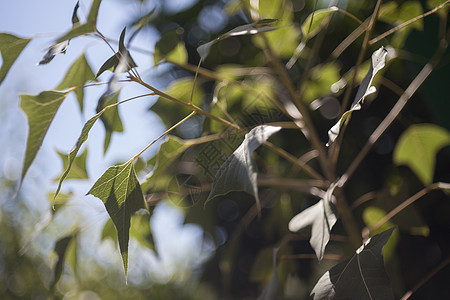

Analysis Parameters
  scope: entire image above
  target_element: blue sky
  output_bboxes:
[0,0,214,286]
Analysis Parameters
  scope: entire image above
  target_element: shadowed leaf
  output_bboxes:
[0,33,31,84]
[288,182,338,261]
[20,91,69,182]
[327,46,388,146]
[311,228,395,300]
[88,160,146,279]
[56,53,96,111]
[394,124,450,185]
[197,19,277,59]
[50,233,78,294]
[206,125,281,211]
[96,28,137,78]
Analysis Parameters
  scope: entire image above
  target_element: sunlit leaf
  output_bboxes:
[206,125,281,211]
[288,182,338,261]
[327,46,388,146]
[130,212,154,251]
[0,33,31,84]
[20,91,69,182]
[54,110,103,200]
[88,159,147,279]
[197,19,277,59]
[56,53,96,111]
[301,6,338,40]
[311,228,395,300]
[96,90,123,153]
[55,148,88,181]
[394,124,450,185]
[257,248,279,300]
[362,206,399,261]
[55,0,102,43]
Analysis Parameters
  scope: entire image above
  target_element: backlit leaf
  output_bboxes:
[38,40,70,65]
[327,46,388,146]
[0,33,31,85]
[54,110,103,200]
[197,19,277,59]
[311,228,395,300]
[20,91,69,182]
[96,91,123,154]
[56,53,96,111]
[288,182,338,261]
[394,124,450,185]
[55,149,88,181]
[88,159,146,279]
[301,6,338,40]
[206,125,281,211]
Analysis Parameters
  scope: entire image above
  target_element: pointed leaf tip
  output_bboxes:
[20,91,69,183]
[0,33,31,85]
[311,228,395,300]
[88,160,146,277]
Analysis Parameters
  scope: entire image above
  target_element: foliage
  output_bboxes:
[2,0,450,299]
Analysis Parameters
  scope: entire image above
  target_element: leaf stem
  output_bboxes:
[132,111,197,160]
[369,182,450,234]
[369,1,450,45]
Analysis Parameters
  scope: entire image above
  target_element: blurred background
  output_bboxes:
[1,0,450,299]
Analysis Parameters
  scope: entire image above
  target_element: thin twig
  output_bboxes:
[339,40,446,187]
[400,255,450,300]
[369,182,450,233]
[369,1,450,45]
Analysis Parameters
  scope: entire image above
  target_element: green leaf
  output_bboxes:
[206,125,281,211]
[257,248,279,300]
[288,181,339,261]
[150,78,204,129]
[96,28,137,78]
[50,233,78,293]
[0,33,31,85]
[56,0,102,43]
[394,124,450,185]
[327,46,388,146]
[56,53,96,111]
[96,90,123,154]
[301,6,338,40]
[197,19,277,59]
[141,136,191,193]
[54,110,103,200]
[55,148,88,181]
[88,159,146,279]
[20,91,69,182]
[362,206,399,261]
[130,212,154,251]
[311,228,395,300]
[101,218,117,242]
